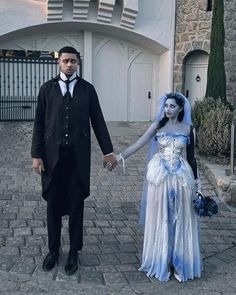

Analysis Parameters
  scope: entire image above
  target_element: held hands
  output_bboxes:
[103,153,125,174]
[32,158,45,174]
[103,154,117,171]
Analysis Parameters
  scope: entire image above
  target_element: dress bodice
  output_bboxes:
[155,132,189,173]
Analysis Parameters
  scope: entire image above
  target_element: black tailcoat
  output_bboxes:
[31,75,113,201]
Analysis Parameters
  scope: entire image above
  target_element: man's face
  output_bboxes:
[58,53,78,76]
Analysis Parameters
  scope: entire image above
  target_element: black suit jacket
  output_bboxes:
[31,75,113,200]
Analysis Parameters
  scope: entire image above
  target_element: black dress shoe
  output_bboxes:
[65,250,78,275]
[42,251,59,271]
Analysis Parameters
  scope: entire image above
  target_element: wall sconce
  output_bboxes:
[196,74,201,82]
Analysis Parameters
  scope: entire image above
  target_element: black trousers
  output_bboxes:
[46,146,85,252]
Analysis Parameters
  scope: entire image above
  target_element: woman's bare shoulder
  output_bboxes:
[179,122,191,134]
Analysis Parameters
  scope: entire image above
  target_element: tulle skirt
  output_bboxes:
[139,154,202,282]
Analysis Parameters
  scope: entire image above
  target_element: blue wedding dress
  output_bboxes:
[120,126,202,282]
[139,132,202,281]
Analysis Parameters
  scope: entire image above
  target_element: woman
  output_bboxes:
[116,92,202,282]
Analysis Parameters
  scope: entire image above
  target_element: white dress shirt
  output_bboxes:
[58,72,77,97]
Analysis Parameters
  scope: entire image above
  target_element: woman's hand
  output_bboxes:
[194,178,202,193]
[115,154,123,162]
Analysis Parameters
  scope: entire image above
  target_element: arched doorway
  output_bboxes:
[184,50,209,106]
[93,35,158,122]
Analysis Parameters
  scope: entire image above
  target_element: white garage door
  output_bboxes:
[129,62,153,121]
[93,36,157,121]
[93,40,126,121]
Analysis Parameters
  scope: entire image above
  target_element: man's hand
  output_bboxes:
[32,158,45,174]
[103,154,117,171]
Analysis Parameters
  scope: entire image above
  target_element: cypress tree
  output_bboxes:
[205,0,226,100]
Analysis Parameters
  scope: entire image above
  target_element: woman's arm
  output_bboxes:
[186,125,198,179]
[120,121,158,159]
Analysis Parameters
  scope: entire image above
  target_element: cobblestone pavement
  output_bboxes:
[0,122,236,295]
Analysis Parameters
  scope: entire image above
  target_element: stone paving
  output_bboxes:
[0,122,236,295]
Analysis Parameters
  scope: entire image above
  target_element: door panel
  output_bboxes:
[93,41,126,121]
[129,62,152,121]
[184,52,209,106]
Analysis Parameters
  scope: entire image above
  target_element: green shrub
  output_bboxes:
[192,97,234,156]
[197,104,233,156]
[192,97,217,132]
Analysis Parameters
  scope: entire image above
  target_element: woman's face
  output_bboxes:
[164,98,182,119]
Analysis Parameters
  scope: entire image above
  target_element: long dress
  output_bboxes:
[139,131,202,282]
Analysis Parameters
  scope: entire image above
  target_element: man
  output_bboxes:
[31,46,116,275]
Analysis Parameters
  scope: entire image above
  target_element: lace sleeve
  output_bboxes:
[120,121,158,159]
[186,125,198,179]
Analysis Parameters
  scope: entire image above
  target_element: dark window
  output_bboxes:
[207,0,213,11]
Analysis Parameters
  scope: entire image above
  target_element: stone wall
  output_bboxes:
[224,0,236,104]
[174,0,212,92]
[174,0,236,103]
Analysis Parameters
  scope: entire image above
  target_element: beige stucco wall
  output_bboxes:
[0,0,174,51]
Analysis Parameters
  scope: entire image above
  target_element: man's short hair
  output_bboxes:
[58,46,79,58]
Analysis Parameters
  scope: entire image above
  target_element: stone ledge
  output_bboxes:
[198,155,236,204]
